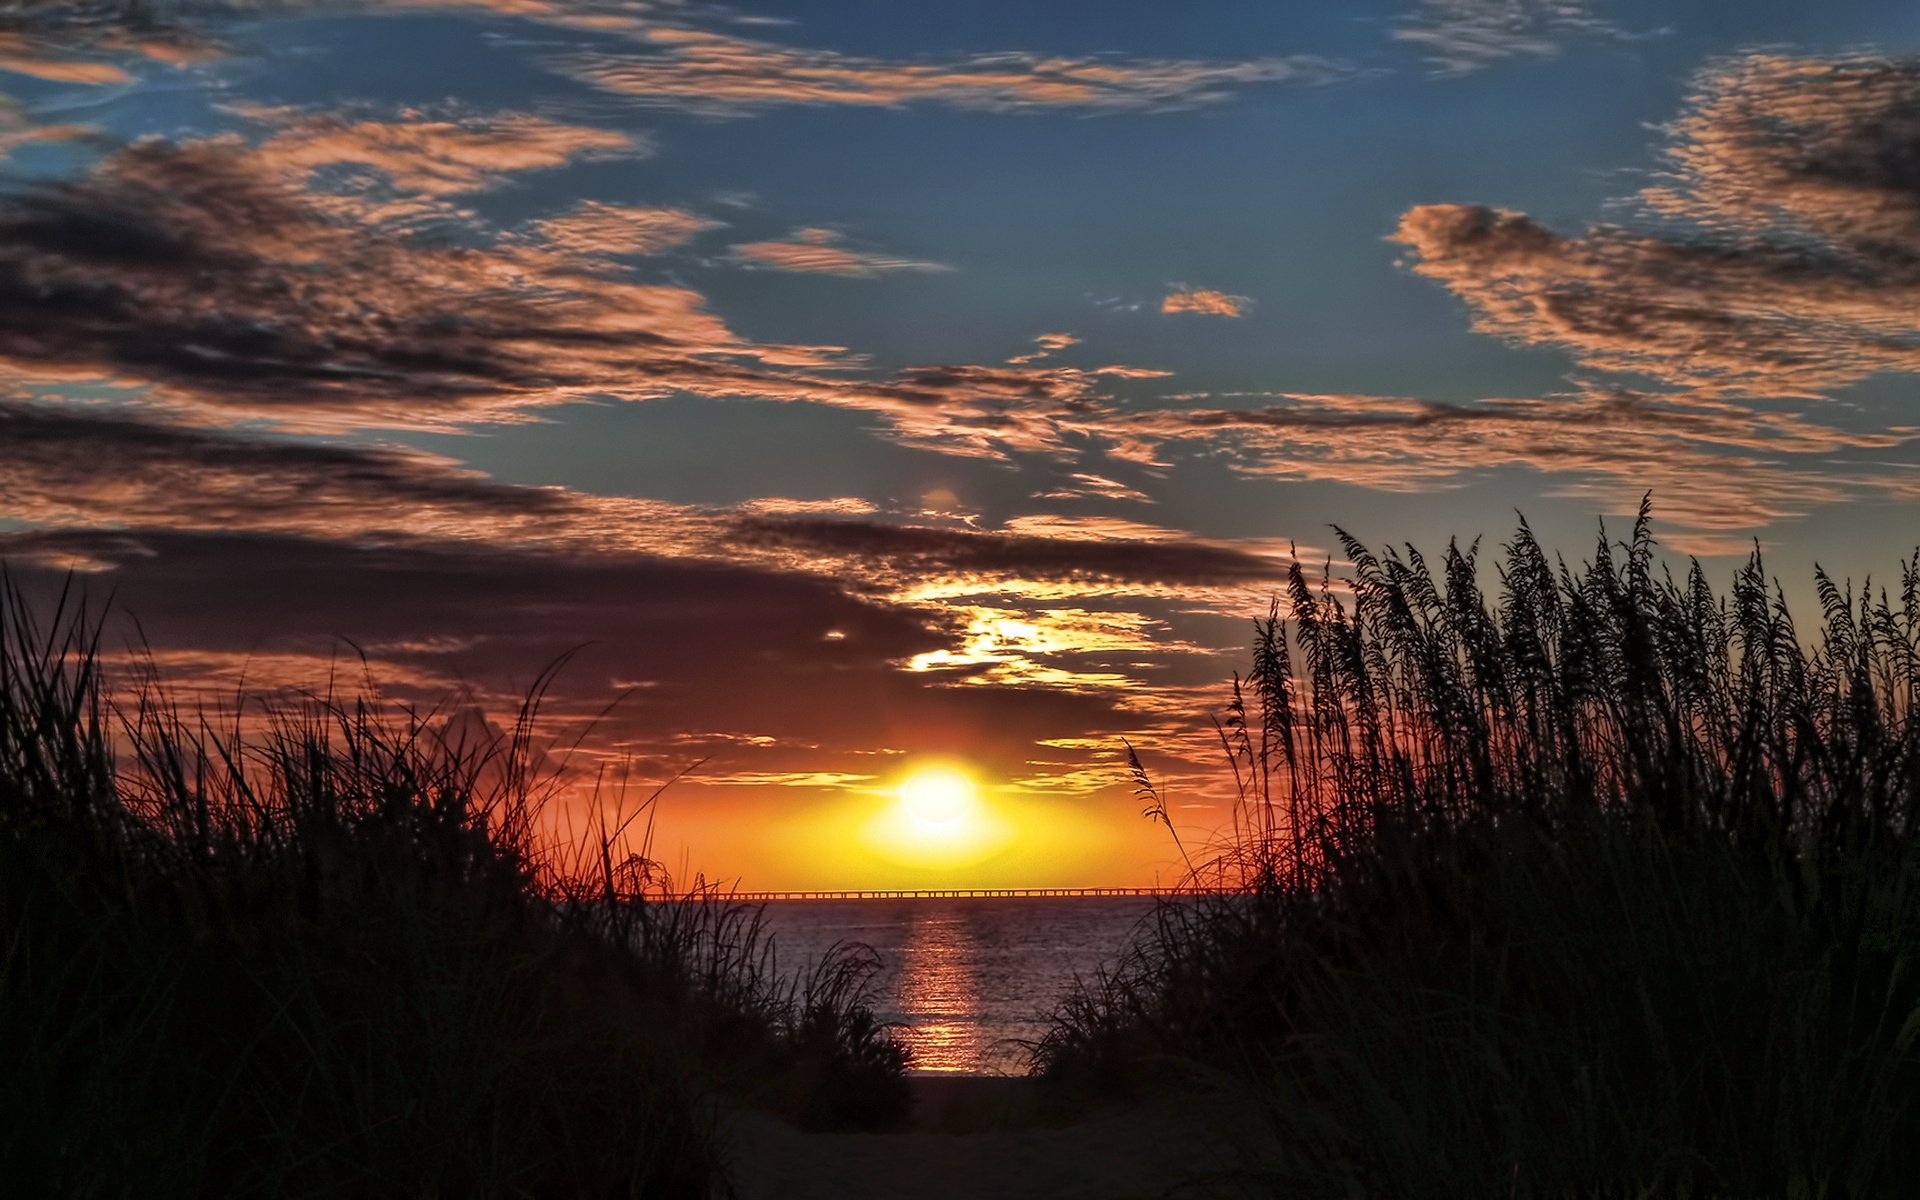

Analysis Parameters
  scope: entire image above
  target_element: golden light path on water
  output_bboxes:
[891,905,985,1073]
[759,894,1165,1075]
[873,765,996,1071]
[745,760,1170,1072]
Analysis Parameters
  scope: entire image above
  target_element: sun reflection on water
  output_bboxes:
[891,906,984,1073]
[760,897,1161,1077]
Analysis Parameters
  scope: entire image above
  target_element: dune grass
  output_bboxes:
[1037,501,1920,1197]
[0,582,908,1198]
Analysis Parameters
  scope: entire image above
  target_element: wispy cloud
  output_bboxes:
[0,132,1173,457]
[0,136,814,429]
[0,2,233,83]
[729,227,949,276]
[1030,473,1152,504]
[558,25,1348,115]
[1007,332,1078,365]
[531,201,718,258]
[0,30,134,83]
[1097,387,1920,552]
[0,398,1289,595]
[0,394,1276,786]
[1160,287,1249,318]
[1394,0,1633,77]
[2,1,1347,132]
[1391,54,1920,400]
[0,398,721,555]
[242,108,644,195]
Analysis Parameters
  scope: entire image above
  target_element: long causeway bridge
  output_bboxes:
[726,886,1232,901]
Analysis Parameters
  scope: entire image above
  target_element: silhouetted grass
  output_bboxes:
[0,580,907,1198]
[1038,500,1920,1197]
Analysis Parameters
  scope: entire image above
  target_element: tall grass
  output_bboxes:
[1038,501,1920,1197]
[0,580,907,1198]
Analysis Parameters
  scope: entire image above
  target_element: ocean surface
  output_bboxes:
[758,897,1159,1074]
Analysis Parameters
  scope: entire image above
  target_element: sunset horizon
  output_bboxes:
[8,0,1920,896]
[10,2,1920,1194]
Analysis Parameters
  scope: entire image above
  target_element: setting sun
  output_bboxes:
[898,766,976,827]
[858,763,1016,871]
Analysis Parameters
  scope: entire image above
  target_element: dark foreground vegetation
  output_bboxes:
[1040,503,1920,1198]
[0,586,908,1198]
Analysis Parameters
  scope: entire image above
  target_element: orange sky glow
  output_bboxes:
[5,0,1920,891]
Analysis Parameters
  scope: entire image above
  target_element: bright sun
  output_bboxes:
[860,762,1013,870]
[899,766,976,827]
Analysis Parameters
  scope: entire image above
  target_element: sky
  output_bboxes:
[4,0,1920,888]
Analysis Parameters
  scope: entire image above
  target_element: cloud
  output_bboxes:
[0,396,1289,609]
[1394,0,1632,77]
[825,361,1171,460]
[730,514,1288,596]
[729,227,949,276]
[558,25,1348,115]
[1,432,1284,808]
[1099,387,1920,551]
[0,526,967,752]
[0,30,133,82]
[1391,54,1920,400]
[0,135,823,428]
[0,99,92,159]
[0,3,234,83]
[1643,55,1920,254]
[0,1,1347,126]
[0,398,726,555]
[0,133,1169,458]
[244,109,644,195]
[733,496,878,518]
[531,201,718,258]
[1029,473,1153,503]
[1007,332,1078,365]
[1160,288,1249,318]
[0,389,1285,794]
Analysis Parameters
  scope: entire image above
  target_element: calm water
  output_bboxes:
[760,897,1157,1074]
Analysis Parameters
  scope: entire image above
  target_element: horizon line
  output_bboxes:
[723,886,1235,901]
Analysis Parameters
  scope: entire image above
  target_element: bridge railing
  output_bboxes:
[720,886,1236,902]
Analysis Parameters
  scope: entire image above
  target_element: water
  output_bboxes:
[760,897,1157,1074]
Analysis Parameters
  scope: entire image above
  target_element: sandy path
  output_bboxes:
[722,1076,1249,1200]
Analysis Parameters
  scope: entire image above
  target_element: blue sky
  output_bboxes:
[4,0,1920,884]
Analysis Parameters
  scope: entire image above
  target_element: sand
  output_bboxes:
[721,1075,1250,1199]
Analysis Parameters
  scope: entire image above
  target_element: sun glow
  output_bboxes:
[858,762,1015,870]
[899,766,976,826]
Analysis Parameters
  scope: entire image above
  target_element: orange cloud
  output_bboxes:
[0,4,243,82]
[1029,473,1152,503]
[0,393,1282,831]
[0,31,131,83]
[247,110,643,195]
[532,202,718,258]
[1391,54,1920,400]
[0,2,1346,125]
[1008,333,1078,365]
[0,397,1287,627]
[560,26,1347,115]
[1160,288,1249,317]
[730,227,949,276]
[0,136,804,429]
[0,399,725,557]
[1097,387,1920,552]
[0,134,1168,461]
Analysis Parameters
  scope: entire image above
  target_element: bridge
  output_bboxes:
[724,886,1233,902]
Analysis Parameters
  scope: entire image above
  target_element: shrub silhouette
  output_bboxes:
[1040,502,1920,1198]
[0,580,907,1198]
